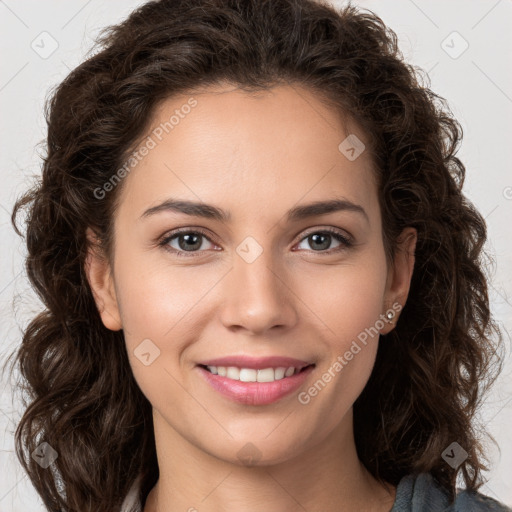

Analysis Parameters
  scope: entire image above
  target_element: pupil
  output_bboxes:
[179,233,201,251]
[310,233,330,251]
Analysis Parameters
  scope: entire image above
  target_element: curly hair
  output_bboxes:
[5,0,504,510]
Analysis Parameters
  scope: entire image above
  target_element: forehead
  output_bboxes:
[117,83,379,223]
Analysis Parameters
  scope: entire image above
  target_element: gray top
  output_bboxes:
[121,472,511,511]
[390,472,511,511]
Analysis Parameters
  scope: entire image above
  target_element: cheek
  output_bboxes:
[116,247,388,352]
[290,256,388,398]
[116,238,387,372]
[114,254,223,362]
[115,259,219,408]
[292,256,388,344]
[115,243,217,327]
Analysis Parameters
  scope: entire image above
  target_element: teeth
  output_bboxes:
[274,367,286,380]
[226,366,240,380]
[239,368,257,382]
[205,365,301,382]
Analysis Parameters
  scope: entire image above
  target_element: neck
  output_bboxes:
[143,408,396,512]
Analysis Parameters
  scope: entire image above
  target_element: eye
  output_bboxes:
[158,226,353,258]
[159,228,218,257]
[295,228,353,253]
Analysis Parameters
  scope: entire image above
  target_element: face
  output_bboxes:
[86,83,416,466]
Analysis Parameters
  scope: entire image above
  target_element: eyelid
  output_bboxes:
[157,226,219,253]
[158,225,353,257]
[295,226,353,245]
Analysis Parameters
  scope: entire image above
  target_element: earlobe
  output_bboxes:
[381,227,417,334]
[84,227,122,331]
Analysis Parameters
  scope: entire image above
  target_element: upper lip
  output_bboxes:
[198,355,314,370]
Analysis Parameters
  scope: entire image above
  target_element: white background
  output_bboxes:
[0,0,511,510]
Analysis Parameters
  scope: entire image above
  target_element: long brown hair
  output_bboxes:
[5,0,504,510]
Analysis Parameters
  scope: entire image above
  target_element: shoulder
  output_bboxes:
[454,486,512,512]
[391,472,512,512]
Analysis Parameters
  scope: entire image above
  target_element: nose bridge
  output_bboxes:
[219,235,297,333]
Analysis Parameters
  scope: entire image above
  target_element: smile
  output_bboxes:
[196,364,315,405]
[203,365,303,382]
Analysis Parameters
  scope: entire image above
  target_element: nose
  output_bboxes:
[218,247,298,336]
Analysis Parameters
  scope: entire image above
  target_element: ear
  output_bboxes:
[380,227,417,335]
[84,227,122,331]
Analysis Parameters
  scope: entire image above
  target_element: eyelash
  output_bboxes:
[158,227,353,258]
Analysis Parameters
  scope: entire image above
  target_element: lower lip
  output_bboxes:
[196,365,315,405]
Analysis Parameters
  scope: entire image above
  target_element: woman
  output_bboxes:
[7,0,510,511]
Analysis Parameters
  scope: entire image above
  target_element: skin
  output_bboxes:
[86,83,417,512]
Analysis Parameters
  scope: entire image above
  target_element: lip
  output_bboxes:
[196,363,315,406]
[198,355,313,370]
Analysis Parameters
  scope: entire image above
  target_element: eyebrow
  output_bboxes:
[140,197,369,224]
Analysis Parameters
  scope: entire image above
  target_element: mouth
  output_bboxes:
[197,364,315,383]
[195,362,316,405]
